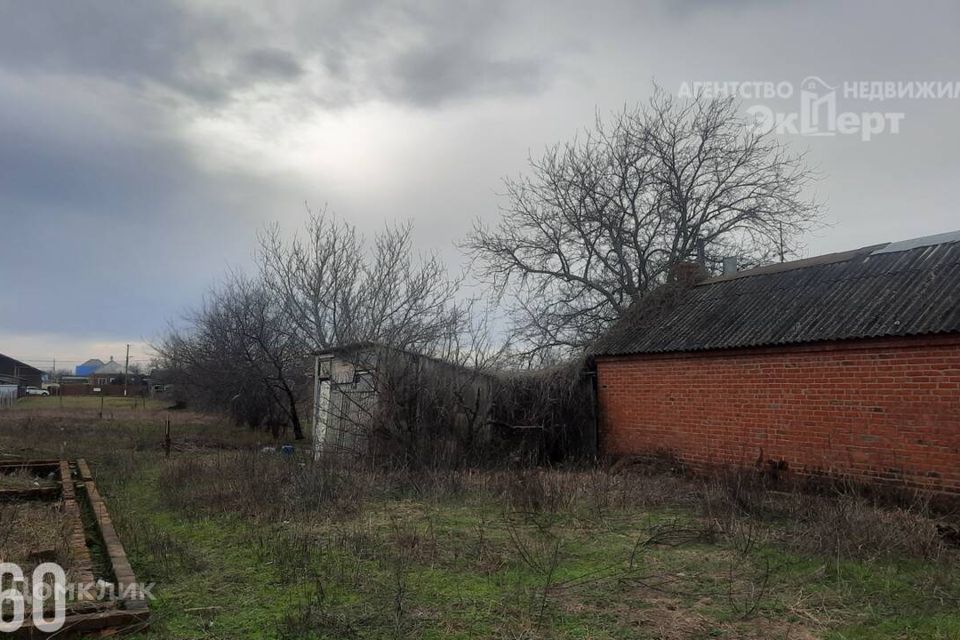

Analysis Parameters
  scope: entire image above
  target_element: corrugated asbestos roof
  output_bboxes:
[589,232,960,357]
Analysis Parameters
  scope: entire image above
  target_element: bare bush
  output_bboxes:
[157,452,370,521]
[156,275,306,438]
[697,469,947,561]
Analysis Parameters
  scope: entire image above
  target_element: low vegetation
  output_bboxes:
[1,397,958,639]
[0,502,73,576]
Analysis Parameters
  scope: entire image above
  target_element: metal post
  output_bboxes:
[123,344,130,397]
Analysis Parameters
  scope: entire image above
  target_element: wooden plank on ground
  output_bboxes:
[13,607,149,639]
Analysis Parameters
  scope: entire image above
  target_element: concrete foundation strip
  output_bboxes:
[57,460,97,595]
[6,460,150,638]
[76,459,149,612]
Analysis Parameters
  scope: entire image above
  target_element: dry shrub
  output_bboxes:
[471,466,697,516]
[329,348,598,470]
[587,468,696,511]
[787,494,945,561]
[697,469,947,561]
[151,446,950,563]
[0,502,74,576]
[488,358,597,463]
[502,469,577,513]
[158,452,369,521]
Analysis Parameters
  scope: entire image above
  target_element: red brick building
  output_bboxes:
[590,232,960,493]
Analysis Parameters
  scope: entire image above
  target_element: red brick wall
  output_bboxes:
[60,384,142,397]
[596,335,960,493]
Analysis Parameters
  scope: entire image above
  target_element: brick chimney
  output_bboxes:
[669,261,708,286]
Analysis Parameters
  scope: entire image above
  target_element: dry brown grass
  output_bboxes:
[0,467,57,490]
[152,447,956,566]
[156,451,372,521]
[0,397,268,465]
[0,502,74,575]
[698,472,951,561]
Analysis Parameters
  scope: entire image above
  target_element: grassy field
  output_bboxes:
[1,398,959,639]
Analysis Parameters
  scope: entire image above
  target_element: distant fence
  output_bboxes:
[60,384,147,397]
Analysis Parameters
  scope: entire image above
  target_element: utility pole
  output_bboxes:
[123,344,130,397]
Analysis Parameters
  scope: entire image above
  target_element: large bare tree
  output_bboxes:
[258,210,469,356]
[157,210,471,439]
[464,88,820,359]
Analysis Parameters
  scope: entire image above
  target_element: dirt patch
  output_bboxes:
[629,596,710,639]
[567,594,821,639]
[714,619,821,640]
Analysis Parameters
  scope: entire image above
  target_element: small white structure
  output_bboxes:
[309,342,499,463]
[309,342,598,465]
[0,384,18,409]
[311,348,377,460]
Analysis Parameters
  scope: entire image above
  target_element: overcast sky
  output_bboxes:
[1,0,958,371]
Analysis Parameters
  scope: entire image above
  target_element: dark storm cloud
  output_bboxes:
[239,48,305,82]
[0,84,192,216]
[0,0,558,350]
[0,1,244,105]
[386,41,546,106]
[359,2,551,106]
[2,0,958,361]
[0,0,552,110]
[269,0,554,107]
[0,79,276,338]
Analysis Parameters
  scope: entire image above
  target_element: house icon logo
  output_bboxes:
[695,76,907,141]
[799,76,837,136]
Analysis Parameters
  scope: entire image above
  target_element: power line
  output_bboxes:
[12,357,155,362]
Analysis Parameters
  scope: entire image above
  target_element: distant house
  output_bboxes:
[90,357,125,386]
[589,231,960,494]
[147,368,174,395]
[75,358,105,376]
[0,353,44,389]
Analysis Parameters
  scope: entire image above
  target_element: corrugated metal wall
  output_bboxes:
[0,384,18,408]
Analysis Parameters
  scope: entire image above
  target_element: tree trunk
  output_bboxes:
[282,383,304,440]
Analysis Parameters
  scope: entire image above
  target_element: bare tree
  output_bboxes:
[157,209,471,440]
[156,298,257,423]
[464,87,820,359]
[156,273,308,438]
[258,209,469,356]
[214,273,307,439]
